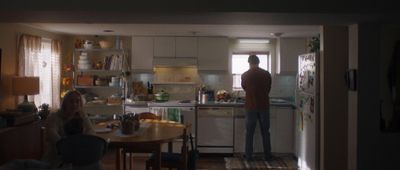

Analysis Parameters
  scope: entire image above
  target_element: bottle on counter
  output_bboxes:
[201,94,208,104]
[147,81,154,101]
[197,89,202,102]
[197,84,206,102]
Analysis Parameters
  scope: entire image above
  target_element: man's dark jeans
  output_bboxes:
[245,109,272,160]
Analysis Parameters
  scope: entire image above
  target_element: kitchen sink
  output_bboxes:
[270,98,288,103]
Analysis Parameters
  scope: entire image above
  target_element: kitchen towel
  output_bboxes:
[167,108,181,123]
[225,153,298,170]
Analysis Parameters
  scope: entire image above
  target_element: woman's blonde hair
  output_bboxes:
[60,90,83,112]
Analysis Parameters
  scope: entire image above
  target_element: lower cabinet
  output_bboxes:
[274,107,294,153]
[233,115,246,153]
[125,106,149,114]
[234,106,294,154]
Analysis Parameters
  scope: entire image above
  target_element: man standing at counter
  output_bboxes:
[241,54,272,161]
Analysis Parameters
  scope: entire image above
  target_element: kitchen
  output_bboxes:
[0,23,318,169]
[1,0,398,167]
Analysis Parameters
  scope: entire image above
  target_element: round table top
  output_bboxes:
[94,119,185,146]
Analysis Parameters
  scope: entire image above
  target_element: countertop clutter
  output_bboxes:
[125,98,295,108]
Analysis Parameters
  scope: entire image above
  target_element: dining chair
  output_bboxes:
[122,112,161,170]
[40,125,47,158]
[56,134,108,170]
[145,124,191,170]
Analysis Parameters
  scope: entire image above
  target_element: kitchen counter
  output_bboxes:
[148,100,196,107]
[125,99,295,108]
[124,101,148,107]
[197,101,244,107]
[197,101,295,108]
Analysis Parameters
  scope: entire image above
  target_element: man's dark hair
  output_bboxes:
[248,55,260,64]
[64,117,84,136]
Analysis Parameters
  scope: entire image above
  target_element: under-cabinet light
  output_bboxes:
[238,39,270,44]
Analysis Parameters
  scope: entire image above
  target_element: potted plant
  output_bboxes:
[308,35,320,53]
[38,103,50,120]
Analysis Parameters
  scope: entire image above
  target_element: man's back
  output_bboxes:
[241,67,271,110]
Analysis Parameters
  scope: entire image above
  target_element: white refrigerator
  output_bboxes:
[295,52,319,170]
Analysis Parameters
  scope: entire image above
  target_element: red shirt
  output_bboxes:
[241,67,271,110]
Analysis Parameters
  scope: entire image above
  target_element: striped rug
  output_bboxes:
[225,153,298,170]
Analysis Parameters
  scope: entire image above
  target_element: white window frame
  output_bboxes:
[231,52,271,91]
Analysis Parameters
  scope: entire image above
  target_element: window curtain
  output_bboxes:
[18,34,41,105]
[51,39,61,109]
[18,34,62,110]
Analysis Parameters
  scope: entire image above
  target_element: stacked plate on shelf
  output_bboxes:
[109,77,120,87]
[78,52,92,70]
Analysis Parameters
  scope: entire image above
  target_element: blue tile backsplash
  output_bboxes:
[130,72,296,100]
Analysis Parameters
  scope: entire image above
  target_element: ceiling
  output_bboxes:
[9,11,379,39]
[17,11,378,38]
[23,23,320,38]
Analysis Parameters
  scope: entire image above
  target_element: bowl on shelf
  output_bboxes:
[78,64,92,70]
[95,78,108,86]
[99,40,112,49]
[83,40,94,49]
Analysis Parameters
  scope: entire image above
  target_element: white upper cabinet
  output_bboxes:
[198,37,229,71]
[277,38,307,74]
[154,37,175,57]
[154,36,197,58]
[132,36,154,72]
[175,37,197,58]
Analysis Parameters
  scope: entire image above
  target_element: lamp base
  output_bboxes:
[17,101,37,113]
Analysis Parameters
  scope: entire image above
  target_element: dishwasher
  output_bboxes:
[197,107,234,153]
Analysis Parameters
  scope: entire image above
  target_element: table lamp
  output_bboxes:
[12,76,39,112]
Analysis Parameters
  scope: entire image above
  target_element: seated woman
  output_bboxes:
[63,117,84,136]
[42,90,95,168]
[56,115,107,170]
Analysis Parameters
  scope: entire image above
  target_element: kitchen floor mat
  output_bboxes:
[225,153,298,170]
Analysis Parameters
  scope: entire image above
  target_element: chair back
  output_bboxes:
[56,134,107,167]
[145,123,192,170]
[138,112,161,120]
[181,124,191,169]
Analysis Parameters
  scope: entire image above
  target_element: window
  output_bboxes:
[18,35,61,110]
[231,53,271,91]
[38,39,53,106]
[37,38,61,109]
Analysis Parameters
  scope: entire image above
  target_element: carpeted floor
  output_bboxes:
[225,153,298,170]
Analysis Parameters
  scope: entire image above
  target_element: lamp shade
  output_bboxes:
[12,77,39,95]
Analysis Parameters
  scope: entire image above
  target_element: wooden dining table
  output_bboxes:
[94,119,186,170]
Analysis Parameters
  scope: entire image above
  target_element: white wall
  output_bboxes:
[0,23,66,111]
[348,24,358,170]
[357,23,400,170]
[320,26,348,170]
